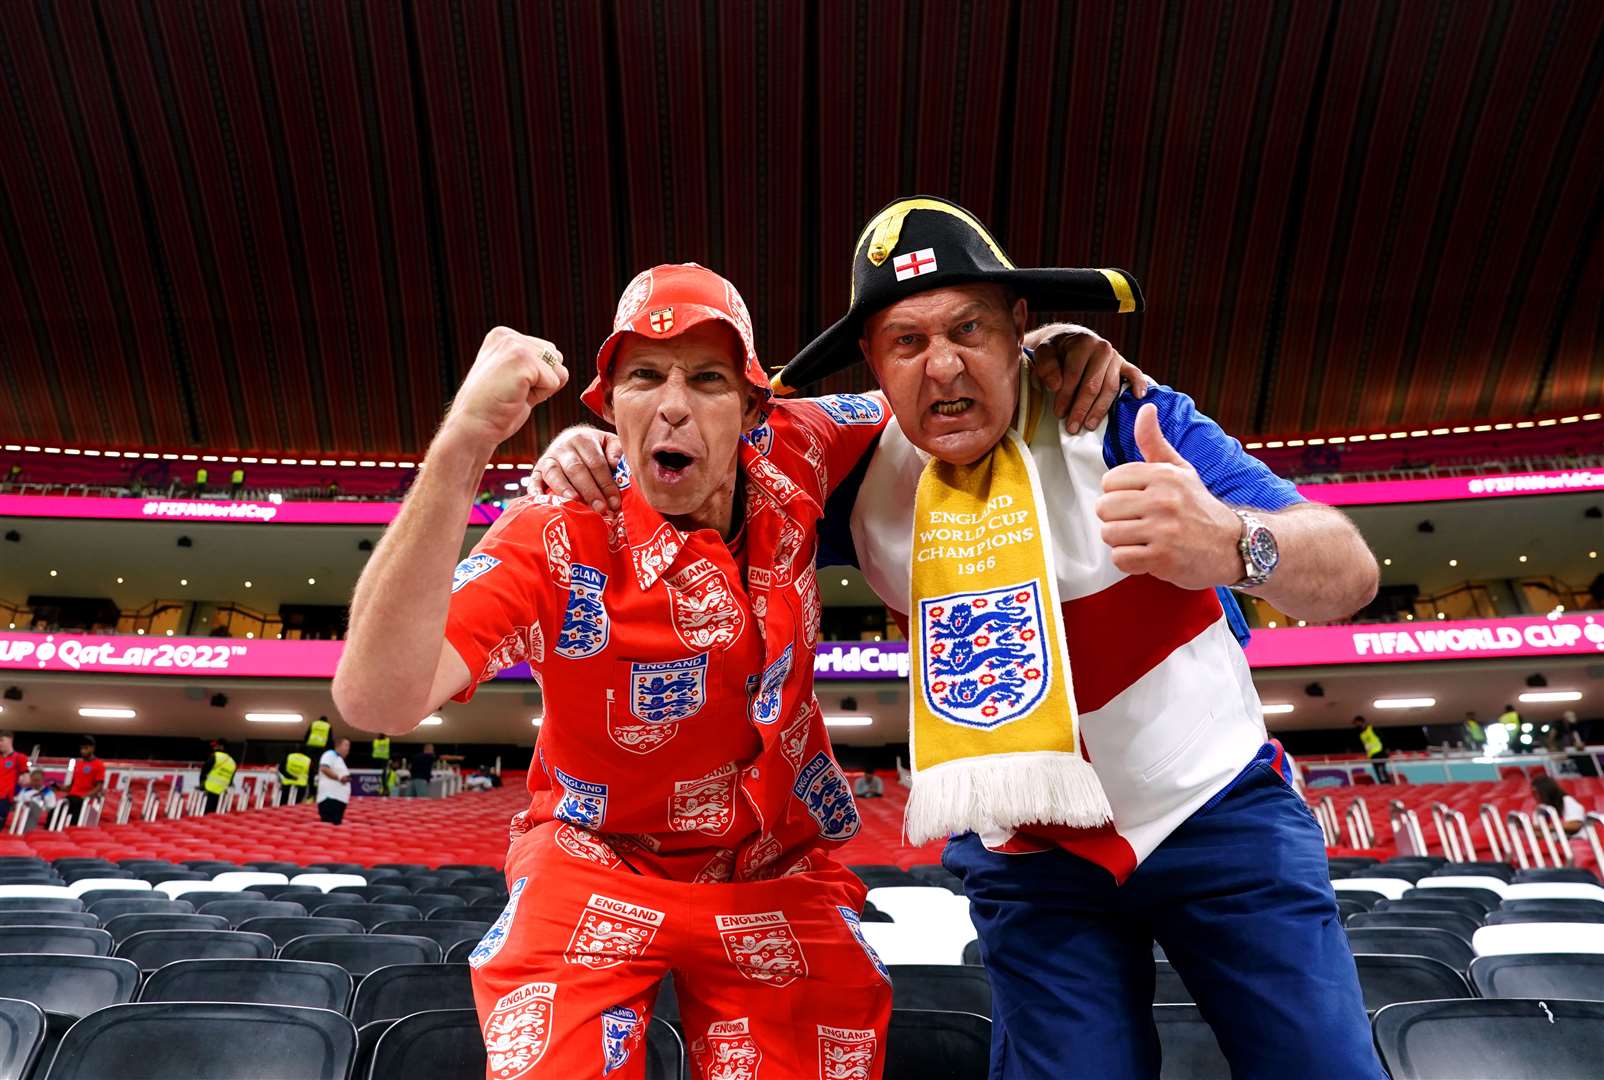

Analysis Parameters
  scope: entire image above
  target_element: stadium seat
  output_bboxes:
[40,1001,357,1080]
[1327,856,1380,873]
[1347,911,1481,942]
[209,872,290,891]
[33,1011,72,1080]
[1373,998,1604,1080]
[852,866,921,889]
[349,964,475,1026]
[394,875,448,893]
[440,864,499,875]
[885,1008,991,1080]
[58,869,134,886]
[306,863,366,875]
[102,913,231,945]
[406,893,469,917]
[860,901,893,923]
[1366,865,1428,884]
[250,886,328,902]
[0,913,97,930]
[1152,1004,1230,1079]
[888,965,991,1017]
[139,871,209,885]
[371,864,428,874]
[113,930,275,972]
[861,922,972,966]
[1503,882,1604,904]
[302,895,372,915]
[196,900,309,928]
[1472,923,1604,957]
[1486,907,1604,926]
[1381,895,1490,921]
[444,939,476,965]
[1417,876,1511,898]
[63,878,151,899]
[243,862,304,874]
[908,865,965,894]
[0,996,44,1080]
[181,861,240,874]
[464,901,511,921]
[235,916,366,949]
[156,882,269,901]
[1335,899,1367,921]
[288,873,368,892]
[0,888,71,903]
[1351,954,1471,1013]
[962,940,983,966]
[0,899,80,915]
[441,885,499,904]
[351,1020,393,1080]
[138,958,352,1012]
[86,898,195,921]
[76,889,159,907]
[0,928,110,958]
[1402,886,1502,913]
[1430,862,1514,882]
[365,1008,483,1080]
[369,920,491,952]
[329,885,411,902]
[1512,868,1599,885]
[1469,953,1604,1000]
[1331,878,1410,901]
[0,956,139,1018]
[1494,898,1604,921]
[309,903,422,929]
[278,933,443,975]
[1151,961,1193,1005]
[1344,927,1473,972]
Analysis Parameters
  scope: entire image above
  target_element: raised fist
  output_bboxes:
[442,327,569,451]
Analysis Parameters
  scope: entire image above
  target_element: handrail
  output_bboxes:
[1346,797,1375,849]
[1480,804,1510,863]
[1390,800,1428,856]
[1583,813,1604,873]
[1316,796,1341,846]
[1507,810,1546,868]
[1430,803,1461,861]
[1451,809,1477,862]
[1535,805,1573,866]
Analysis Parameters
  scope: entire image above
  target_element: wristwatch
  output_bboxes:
[1233,510,1279,589]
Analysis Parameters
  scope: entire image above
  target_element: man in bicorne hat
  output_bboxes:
[540,198,1382,1078]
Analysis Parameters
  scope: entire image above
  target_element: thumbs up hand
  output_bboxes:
[1096,403,1245,588]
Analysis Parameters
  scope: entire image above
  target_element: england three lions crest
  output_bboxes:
[669,761,739,836]
[919,581,1051,729]
[629,655,708,724]
[555,564,610,659]
[692,1018,763,1080]
[716,911,808,987]
[666,558,746,650]
[792,752,860,841]
[750,644,793,726]
[817,1025,878,1080]
[601,1006,644,1074]
[836,906,891,985]
[564,893,665,970]
[815,393,884,425]
[483,979,556,1080]
[552,824,622,869]
[552,764,608,829]
[468,875,527,969]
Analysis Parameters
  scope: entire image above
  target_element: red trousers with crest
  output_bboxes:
[468,821,892,1080]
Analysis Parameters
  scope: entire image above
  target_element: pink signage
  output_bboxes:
[1299,467,1604,507]
[0,494,503,526]
[1244,614,1604,668]
[0,632,345,678]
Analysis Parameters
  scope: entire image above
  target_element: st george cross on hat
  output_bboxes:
[773,195,1145,394]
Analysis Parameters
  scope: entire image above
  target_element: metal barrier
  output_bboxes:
[1506,810,1546,869]
[1346,797,1375,849]
[1390,800,1429,856]
[1315,796,1341,846]
[1535,804,1573,866]
[1583,813,1604,872]
[1480,803,1510,863]
[1449,808,1477,862]
[1429,803,1457,861]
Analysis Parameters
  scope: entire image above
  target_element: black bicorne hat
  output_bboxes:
[774,195,1144,394]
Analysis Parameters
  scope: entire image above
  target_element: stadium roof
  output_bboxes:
[2,1,1600,458]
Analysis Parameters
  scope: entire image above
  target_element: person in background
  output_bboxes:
[853,767,885,799]
[192,465,208,496]
[1462,711,1486,750]
[1531,775,1587,836]
[278,745,312,805]
[316,737,352,825]
[0,732,29,828]
[1498,703,1525,752]
[230,467,245,496]
[1558,710,1585,752]
[1354,715,1389,783]
[65,735,106,823]
[406,742,461,798]
[200,739,237,814]
[15,769,56,831]
[381,757,402,797]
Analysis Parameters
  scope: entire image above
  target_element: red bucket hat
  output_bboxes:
[580,263,768,417]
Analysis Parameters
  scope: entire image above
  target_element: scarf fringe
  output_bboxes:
[904,752,1113,846]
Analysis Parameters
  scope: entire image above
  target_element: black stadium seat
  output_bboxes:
[1335,899,1367,921]
[884,1008,991,1080]
[962,940,983,966]
[0,996,44,1080]
[59,869,133,885]
[1333,889,1385,910]
[859,902,893,923]
[0,928,110,958]
[464,901,510,921]
[307,863,366,875]
[113,930,275,972]
[1499,898,1604,919]
[1153,1004,1230,1079]
[1346,910,1481,942]
[1512,868,1599,885]
[1373,998,1604,1080]
[308,903,422,929]
[1153,961,1193,1005]
[137,871,208,885]
[330,885,412,901]
[1431,862,1514,883]
[444,939,476,965]
[441,885,498,904]
[33,1011,73,1080]
[350,964,475,1026]
[139,959,353,1012]
[76,890,157,908]
[1486,906,1604,926]
[351,1020,393,1080]
[243,862,305,874]
[1343,927,1473,973]
[0,899,80,915]
[41,1001,357,1080]
[372,864,428,874]
[302,895,371,915]
[0,956,139,1019]
[102,913,230,945]
[1379,895,1490,921]
[366,1009,482,1080]
[1400,886,1500,913]
[369,920,491,953]
[85,899,194,921]
[251,886,326,902]
[1351,955,1471,1013]
[195,900,309,928]
[908,865,965,894]
[407,894,469,918]
[851,866,920,889]
[888,965,992,1017]
[1469,953,1604,1000]
[236,916,367,949]
[0,913,97,930]
[278,934,443,975]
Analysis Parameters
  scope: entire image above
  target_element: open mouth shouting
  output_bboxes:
[650,446,697,484]
[931,397,975,417]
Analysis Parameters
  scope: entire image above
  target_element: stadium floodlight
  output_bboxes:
[823,715,874,727]
[1373,697,1435,709]
[530,716,543,726]
[1520,690,1581,704]
[78,707,135,719]
[245,712,303,723]
[1262,703,1295,715]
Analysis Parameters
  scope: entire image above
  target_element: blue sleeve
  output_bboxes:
[1103,385,1304,512]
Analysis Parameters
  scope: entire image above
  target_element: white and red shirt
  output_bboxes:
[446,395,889,883]
[842,384,1302,881]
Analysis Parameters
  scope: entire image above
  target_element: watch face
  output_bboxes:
[1247,526,1279,570]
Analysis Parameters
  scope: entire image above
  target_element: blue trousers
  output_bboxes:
[944,755,1382,1079]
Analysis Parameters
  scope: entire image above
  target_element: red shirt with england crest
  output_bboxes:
[444,395,889,883]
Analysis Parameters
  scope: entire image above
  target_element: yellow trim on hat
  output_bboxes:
[851,199,1016,304]
[1099,269,1136,314]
